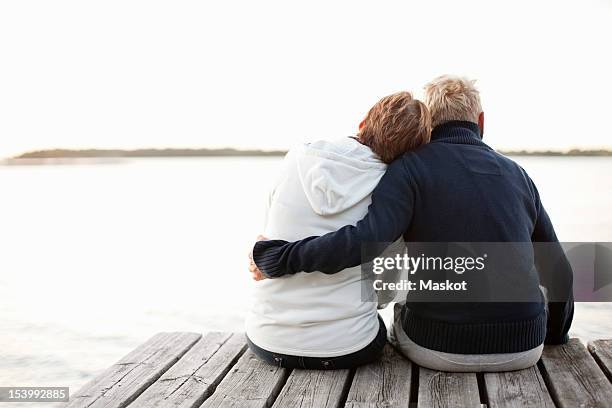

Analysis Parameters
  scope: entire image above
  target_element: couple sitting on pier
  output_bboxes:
[246,75,574,372]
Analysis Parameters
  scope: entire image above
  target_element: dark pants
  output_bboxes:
[247,315,387,370]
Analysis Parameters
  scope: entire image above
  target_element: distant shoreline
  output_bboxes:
[8,147,612,160]
[13,148,288,159]
[500,149,612,157]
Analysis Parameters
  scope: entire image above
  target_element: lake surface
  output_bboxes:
[0,156,611,393]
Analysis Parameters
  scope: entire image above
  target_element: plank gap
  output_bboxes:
[118,334,201,408]
[537,359,562,408]
[476,372,490,407]
[409,363,419,407]
[128,332,247,408]
[588,340,612,384]
[540,339,612,407]
[191,339,248,407]
[336,368,356,408]
[68,332,201,408]
[266,367,293,408]
[272,368,351,408]
[583,344,612,385]
[199,350,290,408]
[590,352,612,383]
[344,344,412,407]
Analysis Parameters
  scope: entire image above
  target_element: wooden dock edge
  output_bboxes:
[66,333,612,408]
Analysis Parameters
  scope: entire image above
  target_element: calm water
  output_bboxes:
[0,156,611,393]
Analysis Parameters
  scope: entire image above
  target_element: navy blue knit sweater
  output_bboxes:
[253,121,574,354]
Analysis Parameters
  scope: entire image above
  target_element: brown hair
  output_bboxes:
[358,91,431,163]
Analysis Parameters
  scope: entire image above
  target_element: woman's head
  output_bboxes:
[357,91,431,163]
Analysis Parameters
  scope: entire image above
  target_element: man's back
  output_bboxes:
[393,121,547,352]
[402,121,537,243]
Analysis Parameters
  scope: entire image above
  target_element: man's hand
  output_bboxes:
[249,235,268,281]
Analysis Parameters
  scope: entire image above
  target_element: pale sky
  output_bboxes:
[1,0,611,158]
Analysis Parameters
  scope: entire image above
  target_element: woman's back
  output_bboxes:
[246,137,387,357]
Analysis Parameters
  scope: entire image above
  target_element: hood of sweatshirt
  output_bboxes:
[296,137,387,216]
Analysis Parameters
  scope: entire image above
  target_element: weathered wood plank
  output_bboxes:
[483,366,555,408]
[540,338,612,408]
[272,369,350,408]
[418,369,480,407]
[129,332,246,408]
[68,332,201,408]
[588,339,612,382]
[344,344,412,408]
[200,350,289,408]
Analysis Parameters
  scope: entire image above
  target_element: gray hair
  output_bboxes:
[423,75,483,128]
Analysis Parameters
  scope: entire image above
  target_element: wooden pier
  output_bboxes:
[66,332,612,407]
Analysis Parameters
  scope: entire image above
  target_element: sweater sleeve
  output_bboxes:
[252,158,416,278]
[530,178,574,344]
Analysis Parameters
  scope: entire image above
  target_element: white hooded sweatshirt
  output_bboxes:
[245,137,387,357]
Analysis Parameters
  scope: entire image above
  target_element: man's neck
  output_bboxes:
[429,121,488,148]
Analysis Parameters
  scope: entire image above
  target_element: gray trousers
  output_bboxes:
[388,302,544,372]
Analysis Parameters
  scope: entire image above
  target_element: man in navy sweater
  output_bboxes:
[251,76,574,371]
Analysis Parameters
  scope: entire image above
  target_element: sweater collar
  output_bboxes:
[430,121,489,147]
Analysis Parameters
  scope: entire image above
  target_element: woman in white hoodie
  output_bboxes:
[246,92,431,369]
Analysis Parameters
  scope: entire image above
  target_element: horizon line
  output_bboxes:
[4,146,612,160]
